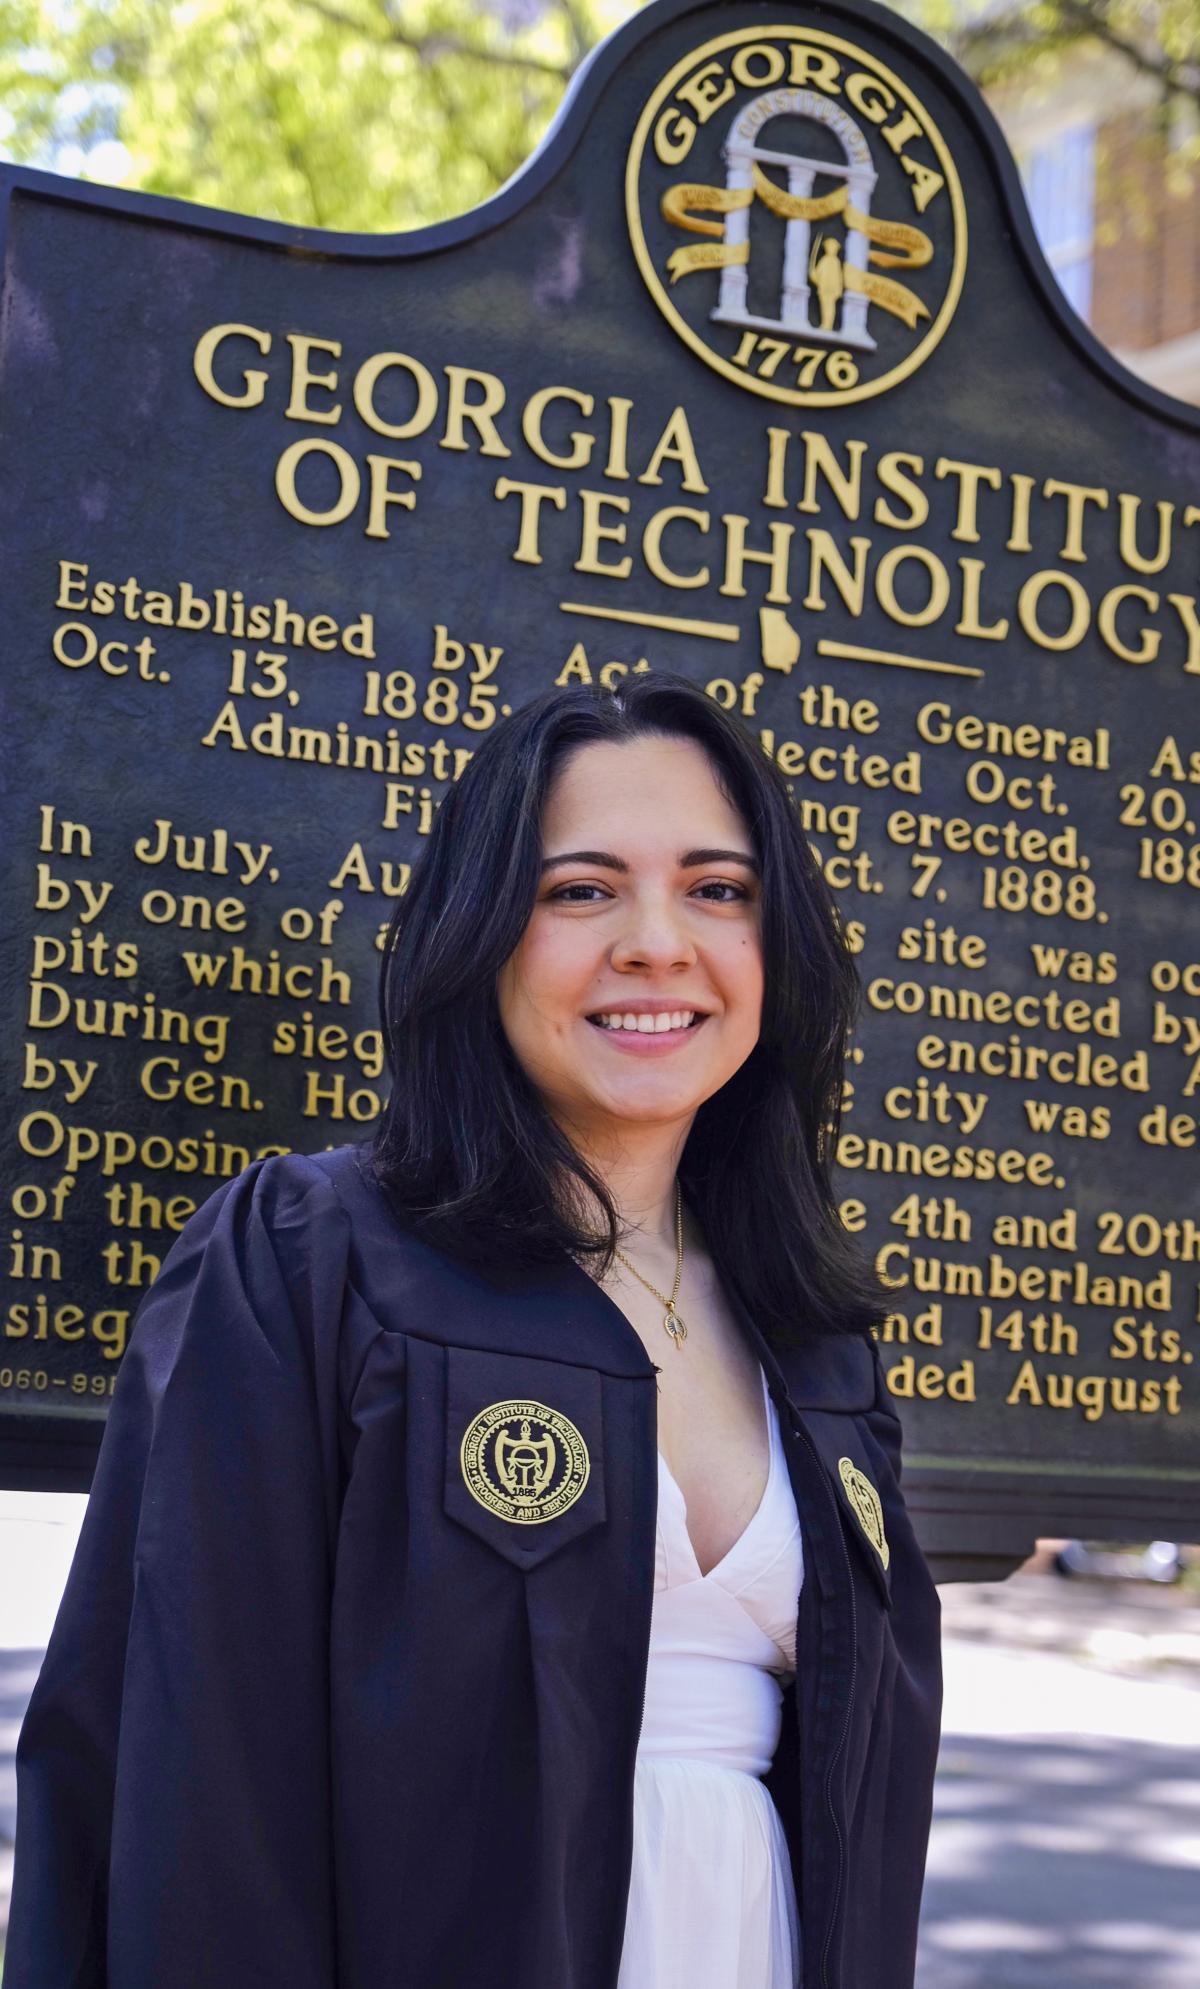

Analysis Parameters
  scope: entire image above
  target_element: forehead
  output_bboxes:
[543,735,745,834]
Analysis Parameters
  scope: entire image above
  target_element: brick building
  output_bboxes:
[985,40,1200,404]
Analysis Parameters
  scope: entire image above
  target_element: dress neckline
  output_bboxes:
[656,1366,776,1583]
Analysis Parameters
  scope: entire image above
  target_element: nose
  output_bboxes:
[609,888,698,973]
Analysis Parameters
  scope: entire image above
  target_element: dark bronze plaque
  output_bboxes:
[2,0,1198,1564]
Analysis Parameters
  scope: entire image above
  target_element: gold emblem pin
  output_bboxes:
[460,1399,590,1526]
[838,1456,890,1570]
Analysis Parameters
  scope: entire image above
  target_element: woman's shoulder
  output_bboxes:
[185,1142,380,1247]
[138,1144,380,1336]
[237,1139,368,1201]
[177,1141,464,1305]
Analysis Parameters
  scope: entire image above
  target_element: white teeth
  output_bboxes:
[591,1010,697,1032]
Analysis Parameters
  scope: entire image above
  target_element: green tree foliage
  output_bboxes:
[906,1,1200,206]
[2,1,1198,229]
[923,0,1200,116]
[0,0,638,229]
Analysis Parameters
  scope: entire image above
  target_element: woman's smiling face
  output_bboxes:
[496,733,764,1146]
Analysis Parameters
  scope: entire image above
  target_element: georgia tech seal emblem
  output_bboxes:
[460,1399,591,1525]
[626,26,966,407]
[838,1456,890,1569]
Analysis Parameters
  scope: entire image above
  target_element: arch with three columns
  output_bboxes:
[711,87,879,349]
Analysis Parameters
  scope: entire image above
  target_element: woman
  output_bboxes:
[6,673,941,1989]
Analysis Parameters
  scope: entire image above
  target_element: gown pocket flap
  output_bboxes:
[443,1344,607,1570]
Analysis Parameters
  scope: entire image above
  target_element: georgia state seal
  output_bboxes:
[460,1398,591,1525]
[626,25,966,407]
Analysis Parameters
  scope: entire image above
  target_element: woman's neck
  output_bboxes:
[563,1128,689,1250]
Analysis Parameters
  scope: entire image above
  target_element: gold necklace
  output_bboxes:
[612,1182,688,1351]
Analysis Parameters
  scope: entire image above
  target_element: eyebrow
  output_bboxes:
[540,847,761,875]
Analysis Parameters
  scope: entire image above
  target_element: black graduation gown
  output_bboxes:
[5,1144,942,1989]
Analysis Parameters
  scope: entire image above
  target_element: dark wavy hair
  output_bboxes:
[365,672,889,1348]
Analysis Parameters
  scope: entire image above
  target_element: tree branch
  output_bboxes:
[559,0,591,72]
[293,0,572,81]
[1057,0,1200,97]
[243,22,330,227]
[954,0,1200,107]
[421,51,514,189]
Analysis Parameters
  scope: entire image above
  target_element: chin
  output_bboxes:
[598,1089,706,1122]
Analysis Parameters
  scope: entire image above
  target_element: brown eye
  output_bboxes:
[695,882,749,901]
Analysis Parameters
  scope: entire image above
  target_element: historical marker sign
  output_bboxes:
[2,0,1198,1568]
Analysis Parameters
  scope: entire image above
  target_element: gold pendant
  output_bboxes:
[664,1306,687,1349]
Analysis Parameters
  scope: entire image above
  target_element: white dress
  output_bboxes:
[617,1364,805,1989]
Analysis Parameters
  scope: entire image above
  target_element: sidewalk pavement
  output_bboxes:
[938,1546,1200,1687]
[0,1492,89,1940]
[922,1552,1199,1989]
